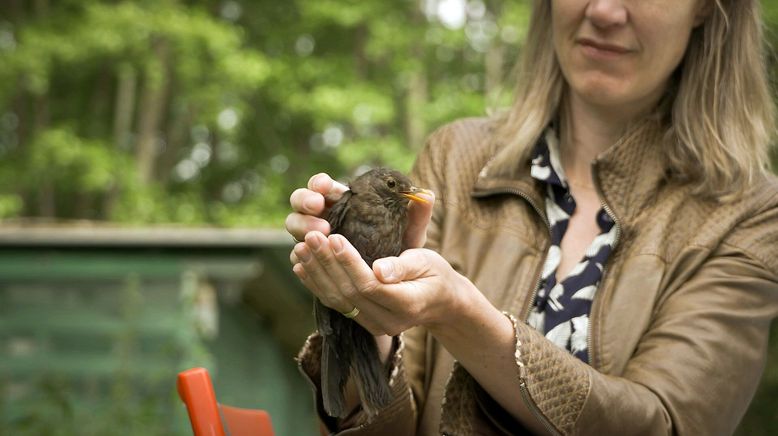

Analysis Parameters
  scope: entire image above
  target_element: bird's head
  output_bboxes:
[352,168,429,209]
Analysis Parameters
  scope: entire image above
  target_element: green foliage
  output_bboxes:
[27,127,120,192]
[0,0,532,225]
[0,194,23,218]
[0,0,775,224]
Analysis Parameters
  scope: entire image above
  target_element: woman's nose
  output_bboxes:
[585,0,628,28]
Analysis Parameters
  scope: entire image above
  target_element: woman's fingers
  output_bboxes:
[286,173,349,242]
[403,190,435,249]
[294,260,384,336]
[325,234,426,336]
[290,188,325,215]
[285,212,331,241]
[307,173,349,204]
[287,186,329,241]
[290,245,299,265]
[293,233,438,337]
[294,232,389,335]
[293,239,359,319]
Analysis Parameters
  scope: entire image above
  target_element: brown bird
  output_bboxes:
[317,168,428,418]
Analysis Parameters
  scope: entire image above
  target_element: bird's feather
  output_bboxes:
[326,190,352,233]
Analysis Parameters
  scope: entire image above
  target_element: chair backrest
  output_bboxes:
[177,367,274,436]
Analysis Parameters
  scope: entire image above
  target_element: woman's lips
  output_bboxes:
[577,38,633,59]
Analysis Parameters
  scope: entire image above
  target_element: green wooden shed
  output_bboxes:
[0,224,317,435]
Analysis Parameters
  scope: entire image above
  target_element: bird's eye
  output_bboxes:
[387,179,396,189]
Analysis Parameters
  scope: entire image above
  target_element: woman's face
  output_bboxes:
[552,0,708,111]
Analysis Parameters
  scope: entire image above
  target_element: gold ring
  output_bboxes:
[342,307,360,319]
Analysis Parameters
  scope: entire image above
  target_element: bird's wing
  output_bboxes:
[326,190,353,233]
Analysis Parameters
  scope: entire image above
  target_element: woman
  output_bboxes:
[285,0,778,434]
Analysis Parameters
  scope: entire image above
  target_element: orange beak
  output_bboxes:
[401,186,432,204]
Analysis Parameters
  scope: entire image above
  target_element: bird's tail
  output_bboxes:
[316,301,348,418]
[321,333,350,418]
[318,301,352,418]
[351,324,393,417]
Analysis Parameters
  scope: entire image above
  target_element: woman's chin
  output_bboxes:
[569,75,664,114]
[572,82,645,113]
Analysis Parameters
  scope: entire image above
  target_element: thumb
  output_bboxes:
[373,249,431,284]
[403,190,435,249]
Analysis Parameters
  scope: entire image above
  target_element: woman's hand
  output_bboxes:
[285,173,349,242]
[291,232,473,337]
[286,172,439,359]
[285,172,434,249]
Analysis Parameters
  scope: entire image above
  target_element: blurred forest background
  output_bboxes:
[0,0,776,225]
[0,0,777,434]
[0,0,536,226]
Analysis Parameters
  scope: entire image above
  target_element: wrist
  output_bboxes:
[425,275,515,373]
[424,271,482,336]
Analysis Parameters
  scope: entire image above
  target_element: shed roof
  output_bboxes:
[0,224,293,248]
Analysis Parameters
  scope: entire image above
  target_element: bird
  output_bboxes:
[316,167,429,419]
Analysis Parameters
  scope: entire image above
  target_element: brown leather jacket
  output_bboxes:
[298,116,778,435]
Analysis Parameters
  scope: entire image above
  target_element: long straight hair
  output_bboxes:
[494,0,776,198]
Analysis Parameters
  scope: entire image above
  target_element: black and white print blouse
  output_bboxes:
[526,129,618,364]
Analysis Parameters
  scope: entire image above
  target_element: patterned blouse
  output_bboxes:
[526,129,618,364]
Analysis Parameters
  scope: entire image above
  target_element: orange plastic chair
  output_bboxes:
[177,367,274,436]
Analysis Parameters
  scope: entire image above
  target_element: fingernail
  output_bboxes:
[293,264,307,280]
[312,174,325,191]
[296,246,311,262]
[307,233,322,251]
[377,260,395,281]
[330,235,344,254]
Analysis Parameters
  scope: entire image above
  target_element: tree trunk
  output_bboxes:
[485,0,506,102]
[34,94,55,217]
[74,192,92,219]
[33,0,48,15]
[113,63,137,148]
[33,93,49,131]
[157,102,191,185]
[135,38,171,185]
[485,43,504,101]
[206,128,221,197]
[89,67,112,136]
[4,0,25,23]
[103,63,138,219]
[404,0,428,150]
[404,70,427,150]
[354,23,369,79]
[37,179,55,217]
[12,89,28,151]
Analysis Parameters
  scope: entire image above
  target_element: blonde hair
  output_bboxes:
[494,0,776,198]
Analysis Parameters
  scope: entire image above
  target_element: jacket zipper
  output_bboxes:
[521,380,561,436]
[589,163,622,369]
[473,187,551,320]
[474,187,559,435]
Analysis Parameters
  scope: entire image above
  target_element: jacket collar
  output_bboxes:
[472,115,668,227]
